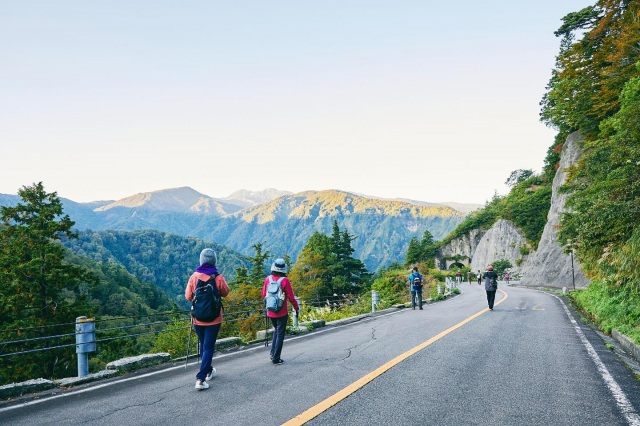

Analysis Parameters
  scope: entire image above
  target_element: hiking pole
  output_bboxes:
[264,309,269,348]
[185,320,193,369]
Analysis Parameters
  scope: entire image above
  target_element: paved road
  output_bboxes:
[2,283,640,425]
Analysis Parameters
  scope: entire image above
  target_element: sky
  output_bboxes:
[0,0,593,205]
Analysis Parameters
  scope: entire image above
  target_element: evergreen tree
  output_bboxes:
[0,182,94,382]
[405,237,422,266]
[420,230,437,268]
[291,224,369,299]
[247,242,270,286]
[289,231,334,300]
[335,229,368,294]
[233,265,249,286]
[0,182,93,323]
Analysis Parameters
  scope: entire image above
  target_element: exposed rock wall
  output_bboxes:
[470,219,529,275]
[519,132,589,288]
[436,228,485,268]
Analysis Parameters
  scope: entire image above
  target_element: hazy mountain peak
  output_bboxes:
[94,187,240,215]
[222,188,292,208]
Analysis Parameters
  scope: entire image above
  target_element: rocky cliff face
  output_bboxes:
[470,219,529,274]
[436,228,485,268]
[437,132,590,289]
[519,132,589,289]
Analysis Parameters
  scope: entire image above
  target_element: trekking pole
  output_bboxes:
[264,309,269,347]
[185,320,193,369]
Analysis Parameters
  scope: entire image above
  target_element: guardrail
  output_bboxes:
[0,292,379,381]
[0,287,461,398]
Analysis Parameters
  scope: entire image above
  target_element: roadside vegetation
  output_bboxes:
[542,1,640,344]
[406,16,640,345]
[436,1,640,344]
[0,184,463,385]
[4,0,637,388]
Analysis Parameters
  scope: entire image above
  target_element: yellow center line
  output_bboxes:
[282,288,509,426]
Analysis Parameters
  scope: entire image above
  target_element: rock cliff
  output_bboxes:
[519,132,589,288]
[436,228,485,269]
[437,131,590,289]
[470,219,529,274]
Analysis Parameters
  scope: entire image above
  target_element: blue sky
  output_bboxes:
[0,1,593,204]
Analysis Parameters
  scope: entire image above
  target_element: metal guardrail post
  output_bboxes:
[371,290,379,313]
[76,316,96,377]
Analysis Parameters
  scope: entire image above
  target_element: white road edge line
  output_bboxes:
[550,293,640,426]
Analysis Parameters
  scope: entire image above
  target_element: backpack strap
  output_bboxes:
[196,273,219,289]
[268,276,285,285]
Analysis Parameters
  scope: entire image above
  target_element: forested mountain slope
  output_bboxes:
[202,190,465,271]
[2,188,467,271]
[63,229,248,307]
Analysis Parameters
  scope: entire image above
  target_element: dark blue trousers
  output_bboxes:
[193,323,221,380]
[270,315,288,362]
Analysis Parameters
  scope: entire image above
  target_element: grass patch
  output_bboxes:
[570,279,640,345]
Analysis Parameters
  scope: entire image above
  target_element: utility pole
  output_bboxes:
[566,239,576,291]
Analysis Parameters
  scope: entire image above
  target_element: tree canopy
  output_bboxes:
[289,220,369,300]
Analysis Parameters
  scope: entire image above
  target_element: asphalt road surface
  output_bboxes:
[2,283,640,425]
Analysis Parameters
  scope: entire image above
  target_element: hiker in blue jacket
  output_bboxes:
[408,266,423,310]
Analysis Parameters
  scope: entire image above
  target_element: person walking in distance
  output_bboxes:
[483,265,499,311]
[262,259,299,365]
[408,266,424,310]
[185,248,230,390]
[477,270,482,285]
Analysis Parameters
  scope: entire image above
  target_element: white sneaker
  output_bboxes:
[195,380,209,390]
[206,368,217,381]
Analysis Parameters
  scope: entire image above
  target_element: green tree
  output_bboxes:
[289,231,334,300]
[233,265,249,286]
[505,169,534,187]
[559,62,640,285]
[405,237,422,266]
[332,226,368,294]
[0,182,94,383]
[490,259,512,276]
[541,1,640,138]
[291,224,369,300]
[247,242,270,287]
[420,230,437,267]
[0,182,93,323]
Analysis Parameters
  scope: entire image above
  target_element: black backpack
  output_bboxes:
[490,275,498,287]
[413,274,423,290]
[191,274,222,322]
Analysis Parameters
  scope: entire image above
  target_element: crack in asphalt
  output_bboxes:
[80,396,166,424]
[342,326,378,361]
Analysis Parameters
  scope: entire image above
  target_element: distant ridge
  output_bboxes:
[0,187,471,270]
[200,189,466,270]
[352,193,482,214]
[222,188,292,208]
[235,189,463,224]
[94,187,243,216]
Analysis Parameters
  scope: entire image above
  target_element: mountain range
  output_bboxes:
[0,187,476,271]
